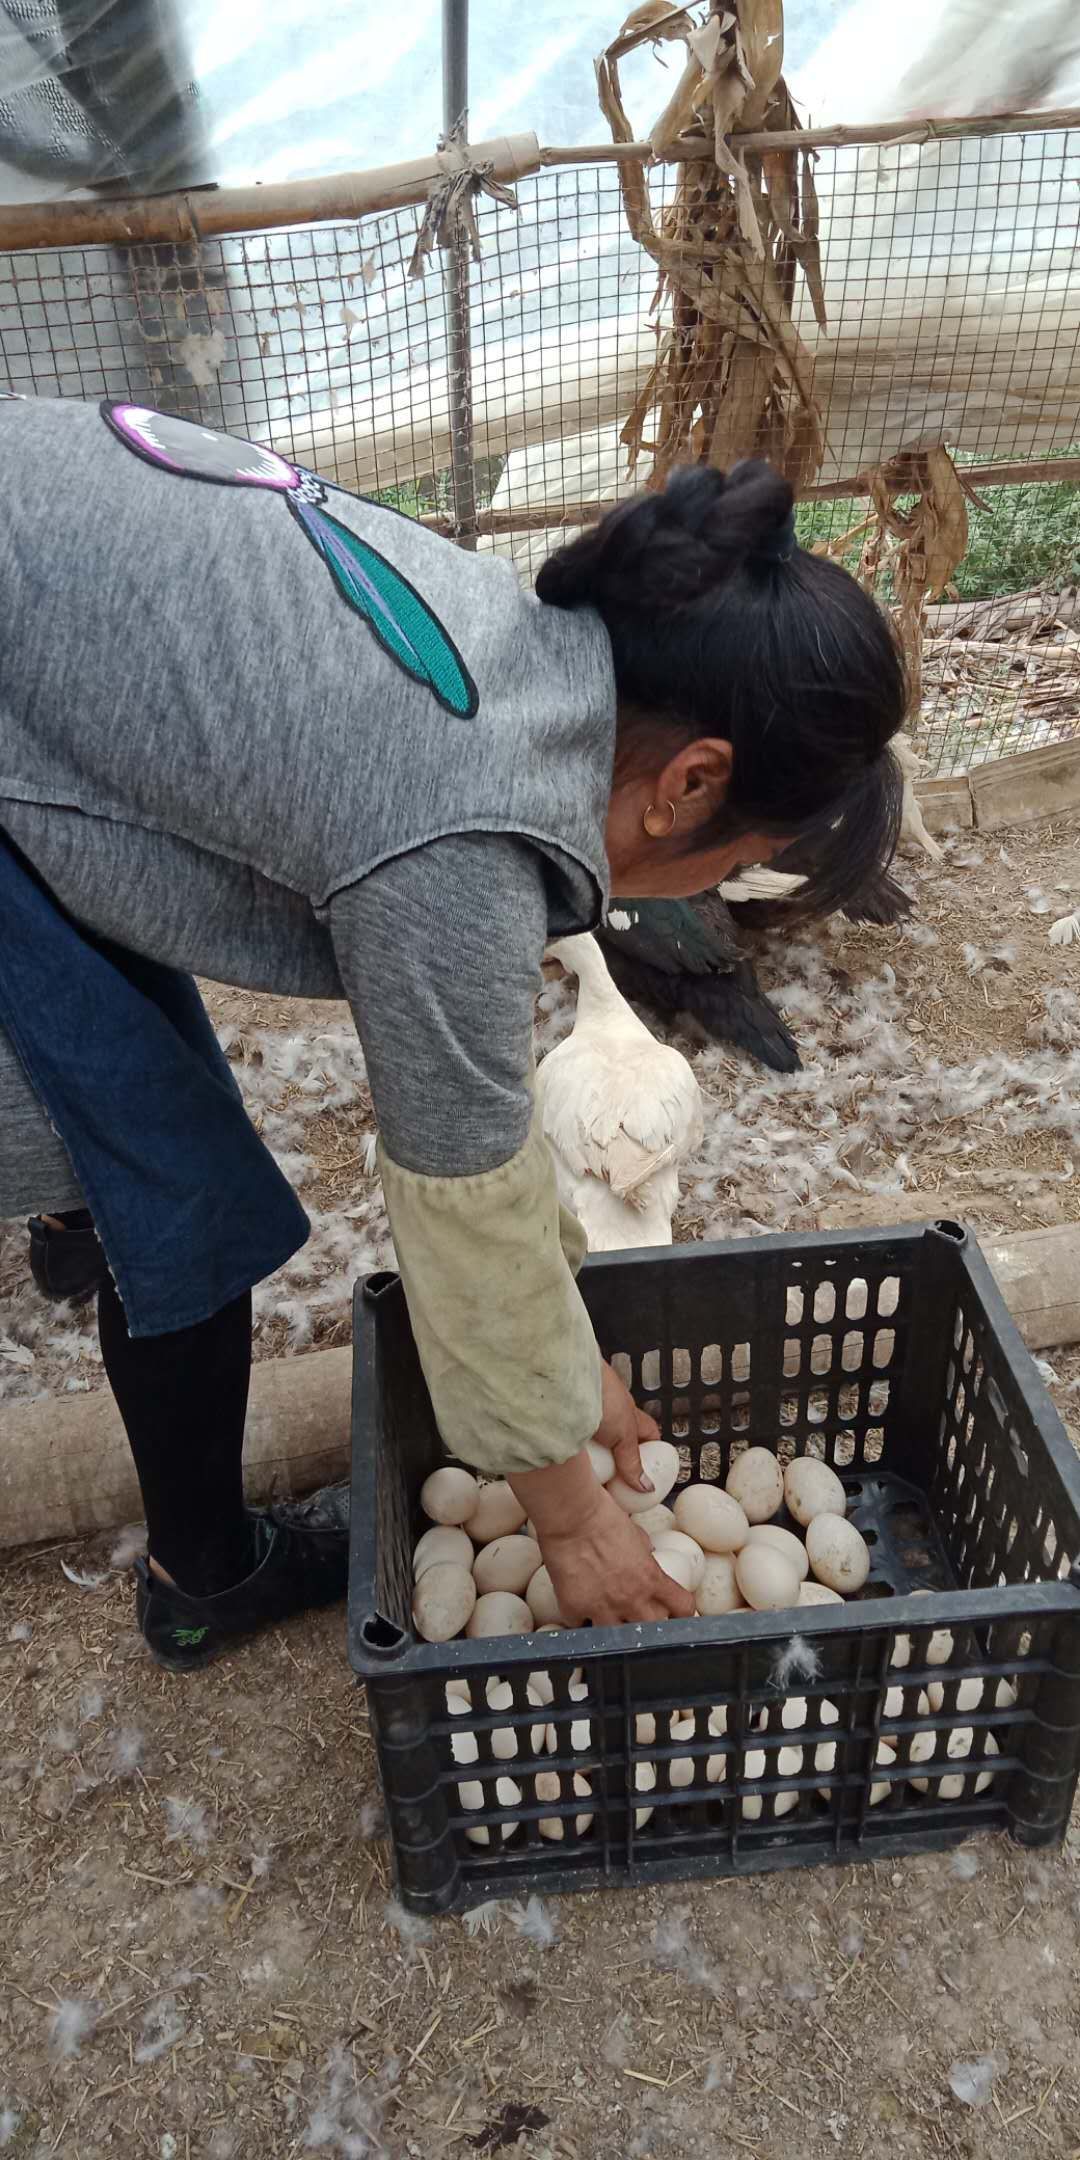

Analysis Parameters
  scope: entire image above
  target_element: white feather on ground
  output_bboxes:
[1049,909,1080,946]
[536,933,704,1250]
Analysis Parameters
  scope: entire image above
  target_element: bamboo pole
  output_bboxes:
[0,133,543,252]
[2,108,1079,254]
[541,105,1080,164]
[804,454,1080,501]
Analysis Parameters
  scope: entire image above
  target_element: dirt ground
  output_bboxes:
[4,818,1080,2157]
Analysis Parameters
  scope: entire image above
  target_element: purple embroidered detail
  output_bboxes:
[103,402,297,490]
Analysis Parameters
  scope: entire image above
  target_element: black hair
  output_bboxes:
[535,460,906,918]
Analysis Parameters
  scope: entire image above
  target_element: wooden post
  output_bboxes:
[4,1226,1080,1551]
[0,1346,353,1552]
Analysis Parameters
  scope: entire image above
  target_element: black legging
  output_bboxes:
[98,1272,254,1597]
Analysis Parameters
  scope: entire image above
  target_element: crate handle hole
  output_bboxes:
[360,1614,409,1655]
[934,1220,967,1244]
[362,1270,401,1301]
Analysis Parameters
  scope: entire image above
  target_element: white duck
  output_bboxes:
[891,734,943,862]
[537,933,704,1251]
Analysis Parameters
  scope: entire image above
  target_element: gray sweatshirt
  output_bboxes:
[0,394,618,1472]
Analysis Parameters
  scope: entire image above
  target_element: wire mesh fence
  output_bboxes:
[1,118,1078,778]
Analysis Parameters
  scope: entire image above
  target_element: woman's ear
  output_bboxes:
[659,738,734,832]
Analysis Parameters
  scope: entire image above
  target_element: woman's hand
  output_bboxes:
[508,1447,696,1628]
[594,1358,662,1495]
[540,1482,696,1627]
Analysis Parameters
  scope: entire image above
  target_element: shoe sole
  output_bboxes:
[143,1637,225,1674]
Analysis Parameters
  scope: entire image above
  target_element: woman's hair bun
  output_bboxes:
[535,460,794,615]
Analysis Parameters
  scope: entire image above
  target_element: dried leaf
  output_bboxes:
[709,341,770,466]
[800,148,820,242]
[738,0,785,127]
[615,0,693,49]
[810,512,875,559]
[597,0,824,491]
[866,445,971,712]
[688,14,724,70]
[710,46,752,149]
[761,149,827,328]
[650,50,706,157]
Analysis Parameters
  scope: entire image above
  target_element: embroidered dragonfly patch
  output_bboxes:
[100,401,479,718]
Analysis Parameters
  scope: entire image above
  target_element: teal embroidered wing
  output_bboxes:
[289,497,478,718]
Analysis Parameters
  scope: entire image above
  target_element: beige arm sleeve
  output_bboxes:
[378,1114,601,1476]
[557,1197,589,1277]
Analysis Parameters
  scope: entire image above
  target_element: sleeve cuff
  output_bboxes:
[377,1115,602,1475]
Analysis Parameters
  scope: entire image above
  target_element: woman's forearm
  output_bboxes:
[329,839,604,1475]
[508,1446,604,1536]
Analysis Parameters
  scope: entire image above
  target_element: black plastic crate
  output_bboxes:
[348,1222,1080,1915]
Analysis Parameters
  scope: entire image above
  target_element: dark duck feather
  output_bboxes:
[597,867,913,1075]
[597,894,801,1074]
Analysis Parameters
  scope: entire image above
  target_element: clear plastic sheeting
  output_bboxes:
[0,1,841,202]
[794,0,1080,128]
[0,0,207,197]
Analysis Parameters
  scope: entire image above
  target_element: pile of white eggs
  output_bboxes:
[411,1443,874,1646]
[411,1449,1013,1841]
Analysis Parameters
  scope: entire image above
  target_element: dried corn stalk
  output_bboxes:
[860,447,978,712]
[597,0,825,491]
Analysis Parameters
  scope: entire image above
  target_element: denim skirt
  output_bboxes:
[0,833,308,1334]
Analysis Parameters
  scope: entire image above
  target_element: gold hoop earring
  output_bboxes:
[643,799,677,839]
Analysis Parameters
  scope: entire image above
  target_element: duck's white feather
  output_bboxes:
[718,866,808,902]
[537,935,704,1250]
[1049,909,1080,947]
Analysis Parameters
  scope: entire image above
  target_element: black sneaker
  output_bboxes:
[28,1209,107,1302]
[134,1486,351,1671]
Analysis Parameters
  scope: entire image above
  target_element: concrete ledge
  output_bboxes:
[921,775,975,833]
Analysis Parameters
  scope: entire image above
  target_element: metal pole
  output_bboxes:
[441,0,478,548]
[442,0,469,141]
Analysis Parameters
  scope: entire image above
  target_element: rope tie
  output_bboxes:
[408,118,521,278]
